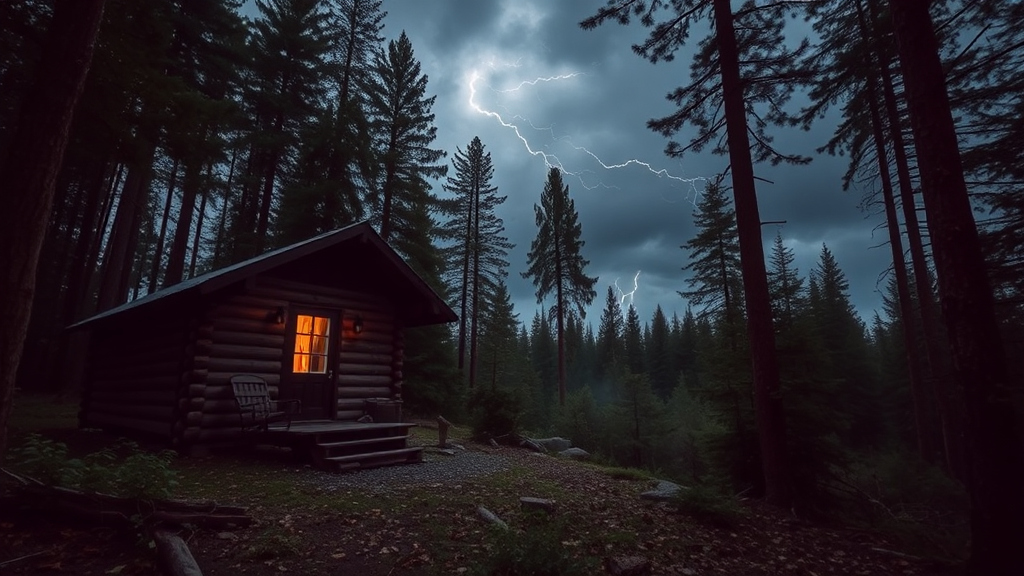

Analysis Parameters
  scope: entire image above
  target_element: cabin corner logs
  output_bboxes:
[80,275,405,449]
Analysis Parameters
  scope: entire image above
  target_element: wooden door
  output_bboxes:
[282,308,339,420]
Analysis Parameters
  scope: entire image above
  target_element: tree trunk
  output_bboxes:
[855,0,933,462]
[147,158,179,293]
[164,156,205,287]
[468,177,481,389]
[872,0,963,476]
[888,2,1024,574]
[188,165,212,279]
[96,139,157,311]
[0,0,106,458]
[711,0,791,508]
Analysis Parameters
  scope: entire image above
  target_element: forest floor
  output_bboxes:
[2,394,964,576]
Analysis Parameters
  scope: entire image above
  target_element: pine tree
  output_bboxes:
[889,2,1024,571]
[522,167,598,406]
[767,232,804,333]
[647,305,673,398]
[623,304,644,375]
[438,136,512,386]
[596,285,625,393]
[582,0,810,508]
[361,31,447,243]
[680,181,743,349]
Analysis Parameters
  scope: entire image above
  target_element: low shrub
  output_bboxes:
[8,433,178,499]
[472,512,597,576]
[674,482,745,530]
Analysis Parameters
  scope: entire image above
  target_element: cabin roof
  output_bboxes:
[70,222,457,329]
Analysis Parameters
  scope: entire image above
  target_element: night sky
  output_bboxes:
[241,0,898,327]
[377,1,894,328]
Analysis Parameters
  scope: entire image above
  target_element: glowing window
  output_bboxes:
[293,314,331,373]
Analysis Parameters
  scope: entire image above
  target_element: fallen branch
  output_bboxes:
[152,528,204,576]
[0,549,52,568]
[0,468,250,530]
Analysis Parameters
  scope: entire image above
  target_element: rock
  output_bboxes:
[559,447,591,460]
[476,505,508,529]
[520,438,545,453]
[427,447,456,456]
[489,438,499,448]
[519,497,556,514]
[640,480,684,502]
[447,442,466,450]
[680,568,698,576]
[528,451,548,457]
[216,532,238,541]
[531,437,572,452]
[604,555,651,576]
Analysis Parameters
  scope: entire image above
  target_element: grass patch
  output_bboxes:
[243,526,304,560]
[8,393,80,432]
[470,512,599,576]
[598,466,654,482]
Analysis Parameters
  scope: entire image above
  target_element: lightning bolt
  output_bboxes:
[467,61,707,206]
[614,271,641,309]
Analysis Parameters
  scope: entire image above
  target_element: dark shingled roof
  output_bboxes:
[70,221,457,329]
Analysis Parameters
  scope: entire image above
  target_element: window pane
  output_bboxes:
[312,335,329,355]
[314,316,330,336]
[294,354,308,373]
[311,355,325,373]
[297,315,312,334]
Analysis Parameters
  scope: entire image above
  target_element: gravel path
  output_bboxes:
[303,448,514,494]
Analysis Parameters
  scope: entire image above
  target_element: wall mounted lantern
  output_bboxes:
[268,306,285,325]
[353,315,364,334]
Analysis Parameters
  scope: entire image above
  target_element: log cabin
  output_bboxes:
[69,222,457,469]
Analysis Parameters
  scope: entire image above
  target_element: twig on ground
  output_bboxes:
[0,549,52,568]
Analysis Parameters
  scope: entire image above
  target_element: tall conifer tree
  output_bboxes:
[523,167,598,406]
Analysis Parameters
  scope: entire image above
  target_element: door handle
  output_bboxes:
[326,369,334,380]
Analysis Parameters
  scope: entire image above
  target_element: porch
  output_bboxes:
[250,420,423,472]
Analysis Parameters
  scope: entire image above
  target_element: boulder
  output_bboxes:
[531,437,572,452]
[640,480,684,502]
[559,447,591,460]
[519,497,557,514]
[476,505,508,529]
[604,555,651,576]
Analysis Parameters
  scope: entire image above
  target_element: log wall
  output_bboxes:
[181,292,287,444]
[81,313,191,439]
[253,276,403,422]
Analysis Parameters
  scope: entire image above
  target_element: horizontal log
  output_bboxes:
[87,402,176,421]
[209,331,285,349]
[336,399,366,411]
[217,293,289,310]
[205,303,276,322]
[93,360,183,382]
[89,375,180,392]
[196,413,248,428]
[89,390,177,405]
[93,344,184,367]
[338,352,393,365]
[198,383,280,401]
[249,278,393,310]
[210,316,285,335]
[208,343,283,361]
[196,398,239,413]
[337,363,392,376]
[83,412,173,438]
[90,329,188,356]
[339,339,393,354]
[200,372,280,387]
[340,374,392,387]
[341,330,393,345]
[335,410,363,420]
[206,358,282,374]
[336,386,391,399]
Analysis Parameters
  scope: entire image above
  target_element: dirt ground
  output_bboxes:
[2,436,960,576]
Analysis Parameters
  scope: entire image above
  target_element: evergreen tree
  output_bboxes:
[623,304,644,375]
[680,181,743,350]
[360,31,447,243]
[582,0,810,508]
[231,0,335,259]
[767,232,804,333]
[595,285,625,396]
[329,0,385,102]
[529,310,558,424]
[522,167,598,406]
[647,305,673,398]
[438,136,512,386]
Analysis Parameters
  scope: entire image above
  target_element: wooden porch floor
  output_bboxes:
[250,420,422,471]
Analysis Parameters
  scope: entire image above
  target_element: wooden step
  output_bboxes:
[321,446,423,471]
[317,434,410,451]
[314,435,410,458]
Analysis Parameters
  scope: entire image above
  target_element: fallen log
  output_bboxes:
[0,467,251,530]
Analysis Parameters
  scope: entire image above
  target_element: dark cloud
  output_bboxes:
[376,0,893,327]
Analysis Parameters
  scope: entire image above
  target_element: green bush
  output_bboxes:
[674,482,745,530]
[8,433,178,499]
[472,513,597,576]
[468,385,526,440]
